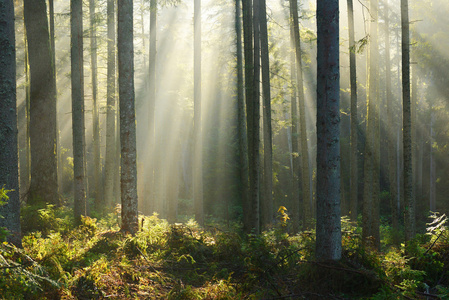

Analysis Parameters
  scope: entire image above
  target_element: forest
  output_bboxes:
[1,0,449,298]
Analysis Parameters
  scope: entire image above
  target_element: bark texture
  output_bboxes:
[401,0,414,243]
[0,0,21,246]
[24,0,59,205]
[104,0,117,208]
[71,0,86,224]
[260,0,273,229]
[316,0,341,261]
[118,0,139,234]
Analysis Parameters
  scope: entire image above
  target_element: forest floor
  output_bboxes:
[1,205,449,299]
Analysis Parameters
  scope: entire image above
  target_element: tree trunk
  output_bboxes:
[242,0,260,234]
[49,0,61,198]
[384,0,399,238]
[290,0,312,229]
[148,0,157,214]
[316,0,341,261]
[429,111,436,212]
[71,0,86,225]
[401,0,414,243]
[90,0,101,211]
[290,26,300,234]
[235,0,249,224]
[194,0,204,226]
[118,0,138,235]
[259,0,273,229]
[0,0,21,246]
[347,0,358,223]
[104,0,116,209]
[24,0,59,206]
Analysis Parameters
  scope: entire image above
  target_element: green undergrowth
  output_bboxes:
[1,208,449,299]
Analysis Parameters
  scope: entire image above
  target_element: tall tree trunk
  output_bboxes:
[148,0,157,214]
[347,0,358,223]
[259,0,273,229]
[49,0,61,197]
[384,0,399,237]
[194,0,204,225]
[362,0,380,249]
[24,0,59,206]
[429,110,436,212]
[242,0,260,234]
[90,0,101,211]
[290,0,312,229]
[316,0,341,261]
[71,0,86,225]
[401,0,414,243]
[290,25,300,233]
[104,0,116,209]
[118,0,138,234]
[0,0,21,246]
[235,0,248,223]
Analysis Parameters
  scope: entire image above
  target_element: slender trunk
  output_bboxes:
[401,0,414,243]
[90,0,101,211]
[236,0,249,221]
[316,0,341,261]
[429,111,436,212]
[104,0,116,209]
[149,0,157,214]
[290,26,300,233]
[347,0,358,223]
[384,0,398,236]
[0,0,21,246]
[71,0,86,224]
[259,0,273,229]
[118,0,138,234]
[194,0,204,225]
[290,0,312,228]
[49,0,61,197]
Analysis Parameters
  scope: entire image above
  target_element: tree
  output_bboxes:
[363,0,380,249]
[401,0,414,243]
[118,0,139,234]
[347,0,358,223]
[194,0,204,225]
[23,0,59,206]
[0,0,21,246]
[260,0,273,229]
[242,0,260,234]
[316,0,341,261]
[71,0,86,224]
[290,0,312,228]
[384,0,399,237]
[235,0,249,226]
[90,0,101,211]
[147,0,157,214]
[104,0,117,208]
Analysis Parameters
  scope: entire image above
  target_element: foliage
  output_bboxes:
[3,211,449,299]
[0,188,11,242]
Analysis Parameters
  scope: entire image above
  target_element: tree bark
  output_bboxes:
[24,0,59,206]
[384,0,399,237]
[0,0,21,246]
[118,0,139,234]
[71,0,86,225]
[401,0,414,243]
[90,0,102,211]
[235,0,249,224]
[104,0,116,209]
[316,0,341,261]
[260,0,273,229]
[290,0,312,229]
[347,0,358,223]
